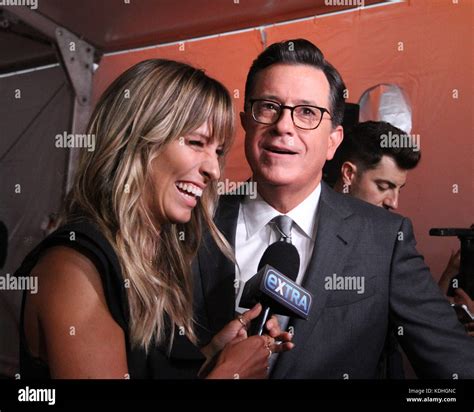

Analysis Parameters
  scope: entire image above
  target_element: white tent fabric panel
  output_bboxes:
[0,66,72,376]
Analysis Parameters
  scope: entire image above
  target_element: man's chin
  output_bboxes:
[254,170,299,187]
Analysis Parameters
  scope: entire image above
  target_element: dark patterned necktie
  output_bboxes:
[272,215,293,243]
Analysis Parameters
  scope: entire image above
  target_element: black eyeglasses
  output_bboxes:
[249,99,331,130]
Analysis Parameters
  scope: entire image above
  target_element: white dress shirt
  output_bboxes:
[235,184,321,313]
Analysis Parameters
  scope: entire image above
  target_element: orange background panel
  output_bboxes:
[93,0,473,279]
[264,1,473,278]
[93,29,263,181]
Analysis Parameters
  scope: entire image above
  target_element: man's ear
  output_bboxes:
[240,111,249,132]
[326,125,344,160]
[341,161,358,186]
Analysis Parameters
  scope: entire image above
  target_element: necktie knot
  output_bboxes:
[272,215,293,243]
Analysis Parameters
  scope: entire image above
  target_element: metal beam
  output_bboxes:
[1,5,57,39]
[55,27,98,192]
[2,6,100,193]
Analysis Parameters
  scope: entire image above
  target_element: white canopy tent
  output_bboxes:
[1,0,388,378]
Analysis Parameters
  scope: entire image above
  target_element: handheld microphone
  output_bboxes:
[239,242,312,335]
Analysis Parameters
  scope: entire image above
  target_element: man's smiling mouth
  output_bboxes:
[263,145,298,155]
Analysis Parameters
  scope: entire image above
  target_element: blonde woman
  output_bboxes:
[16,59,293,379]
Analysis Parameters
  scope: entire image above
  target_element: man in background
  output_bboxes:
[330,121,472,373]
[332,121,420,211]
[330,120,420,378]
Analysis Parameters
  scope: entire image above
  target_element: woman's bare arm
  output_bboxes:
[26,246,129,379]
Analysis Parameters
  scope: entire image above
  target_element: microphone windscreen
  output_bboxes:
[257,241,300,281]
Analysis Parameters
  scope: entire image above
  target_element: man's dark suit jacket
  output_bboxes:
[193,182,474,378]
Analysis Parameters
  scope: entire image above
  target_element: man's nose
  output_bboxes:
[272,107,295,135]
[383,191,399,210]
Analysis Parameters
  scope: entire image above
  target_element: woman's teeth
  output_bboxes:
[176,182,203,198]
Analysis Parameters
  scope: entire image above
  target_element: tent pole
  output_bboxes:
[55,27,98,192]
[2,6,100,193]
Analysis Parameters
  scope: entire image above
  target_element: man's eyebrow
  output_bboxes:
[257,94,281,101]
[375,179,397,189]
[257,95,320,106]
[296,99,320,106]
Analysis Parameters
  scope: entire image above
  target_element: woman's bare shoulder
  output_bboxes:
[27,246,128,378]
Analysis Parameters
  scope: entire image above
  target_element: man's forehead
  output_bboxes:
[253,63,330,105]
[369,155,409,185]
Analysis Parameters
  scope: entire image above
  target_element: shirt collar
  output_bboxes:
[241,183,321,240]
[286,183,321,239]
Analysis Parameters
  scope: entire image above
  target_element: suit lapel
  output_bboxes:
[198,195,242,334]
[272,183,357,378]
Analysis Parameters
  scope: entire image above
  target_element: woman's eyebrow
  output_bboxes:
[189,133,210,140]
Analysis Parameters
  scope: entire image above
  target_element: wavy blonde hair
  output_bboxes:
[63,59,234,351]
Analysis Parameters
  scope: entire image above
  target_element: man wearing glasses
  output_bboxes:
[193,39,474,378]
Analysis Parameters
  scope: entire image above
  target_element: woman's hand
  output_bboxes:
[200,303,262,360]
[205,335,273,379]
[200,304,295,379]
[201,304,294,360]
[201,303,262,360]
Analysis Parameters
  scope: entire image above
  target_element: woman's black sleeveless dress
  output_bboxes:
[16,219,205,379]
